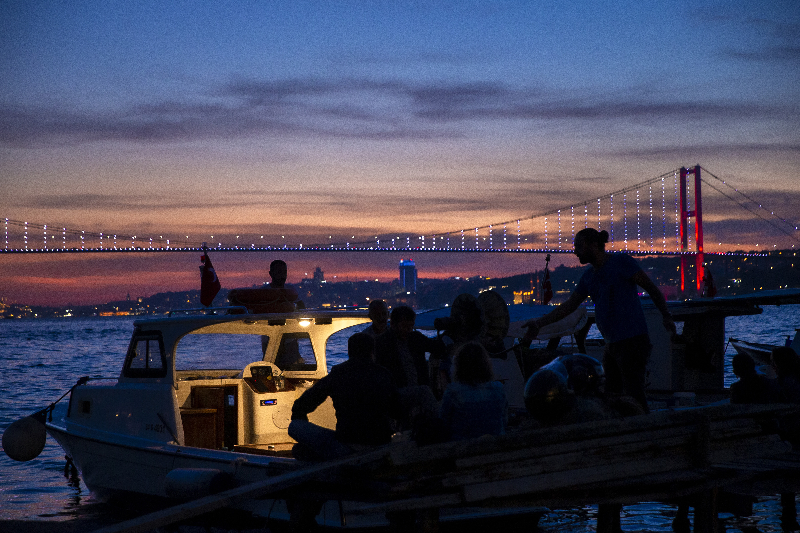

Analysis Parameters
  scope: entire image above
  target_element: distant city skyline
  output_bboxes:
[2,1,798,306]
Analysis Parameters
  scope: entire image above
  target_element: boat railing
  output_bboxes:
[167,306,249,317]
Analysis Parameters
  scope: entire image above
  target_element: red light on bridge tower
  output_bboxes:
[679,166,704,293]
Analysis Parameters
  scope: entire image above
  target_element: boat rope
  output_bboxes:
[37,376,116,422]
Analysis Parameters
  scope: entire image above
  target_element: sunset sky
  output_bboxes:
[1,1,799,306]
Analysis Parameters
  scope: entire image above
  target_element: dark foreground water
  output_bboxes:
[1,305,799,531]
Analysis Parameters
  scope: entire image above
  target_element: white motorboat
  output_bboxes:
[40,310,374,523]
[730,329,799,366]
[3,306,542,528]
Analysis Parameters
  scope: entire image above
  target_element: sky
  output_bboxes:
[1,1,799,306]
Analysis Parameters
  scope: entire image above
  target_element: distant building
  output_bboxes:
[313,267,325,284]
[399,259,417,293]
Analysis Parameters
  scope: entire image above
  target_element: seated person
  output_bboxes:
[773,347,800,404]
[228,259,299,313]
[362,299,389,339]
[730,353,780,404]
[772,347,800,449]
[289,332,401,461]
[375,305,444,426]
[439,342,508,441]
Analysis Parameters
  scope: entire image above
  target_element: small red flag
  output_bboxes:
[200,252,221,307]
[542,266,553,305]
[541,254,553,305]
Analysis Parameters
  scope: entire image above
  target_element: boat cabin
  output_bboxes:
[66,311,370,454]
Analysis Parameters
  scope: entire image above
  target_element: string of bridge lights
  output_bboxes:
[2,166,795,255]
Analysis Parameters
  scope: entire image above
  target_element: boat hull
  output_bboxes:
[45,421,284,500]
[729,338,775,365]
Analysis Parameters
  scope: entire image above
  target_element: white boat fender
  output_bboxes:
[164,468,237,501]
[4,377,89,462]
[2,408,48,462]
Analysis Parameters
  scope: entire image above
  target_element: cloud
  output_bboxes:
[611,142,800,159]
[723,45,800,62]
[1,76,793,148]
[703,217,800,245]
[694,8,800,64]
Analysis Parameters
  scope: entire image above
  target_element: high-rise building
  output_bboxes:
[399,259,417,293]
[312,267,325,284]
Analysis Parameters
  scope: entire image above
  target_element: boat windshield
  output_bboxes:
[175,333,264,371]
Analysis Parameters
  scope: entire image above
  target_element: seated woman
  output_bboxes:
[439,342,508,441]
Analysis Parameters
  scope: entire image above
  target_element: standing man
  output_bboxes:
[523,228,676,413]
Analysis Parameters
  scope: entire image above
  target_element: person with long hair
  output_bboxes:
[522,228,676,413]
[439,342,508,441]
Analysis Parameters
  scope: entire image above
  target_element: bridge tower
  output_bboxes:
[679,165,704,293]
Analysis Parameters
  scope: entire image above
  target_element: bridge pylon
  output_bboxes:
[679,165,704,293]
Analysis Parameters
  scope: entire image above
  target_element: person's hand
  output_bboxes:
[662,314,677,339]
[522,319,540,345]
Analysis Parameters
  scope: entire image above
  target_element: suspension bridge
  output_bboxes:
[3,166,799,292]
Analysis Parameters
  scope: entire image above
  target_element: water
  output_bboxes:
[1,307,799,531]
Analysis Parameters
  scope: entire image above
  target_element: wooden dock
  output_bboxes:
[93,403,800,533]
[336,404,798,525]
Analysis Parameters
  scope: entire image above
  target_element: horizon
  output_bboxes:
[0,250,578,307]
[3,246,795,308]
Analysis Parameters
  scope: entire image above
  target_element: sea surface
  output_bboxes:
[1,305,799,531]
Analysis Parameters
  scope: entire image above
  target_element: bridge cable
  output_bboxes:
[700,167,800,244]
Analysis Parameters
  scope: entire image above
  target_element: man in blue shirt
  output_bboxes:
[523,228,675,413]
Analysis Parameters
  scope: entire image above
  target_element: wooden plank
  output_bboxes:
[710,434,792,464]
[389,410,697,467]
[344,493,464,515]
[91,446,392,533]
[388,404,792,469]
[444,433,694,488]
[714,451,800,472]
[380,429,698,495]
[490,469,713,509]
[708,417,763,438]
[461,452,697,502]
[455,423,699,470]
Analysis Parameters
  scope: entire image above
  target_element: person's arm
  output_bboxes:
[632,270,677,337]
[438,387,454,425]
[291,376,331,421]
[522,290,586,342]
